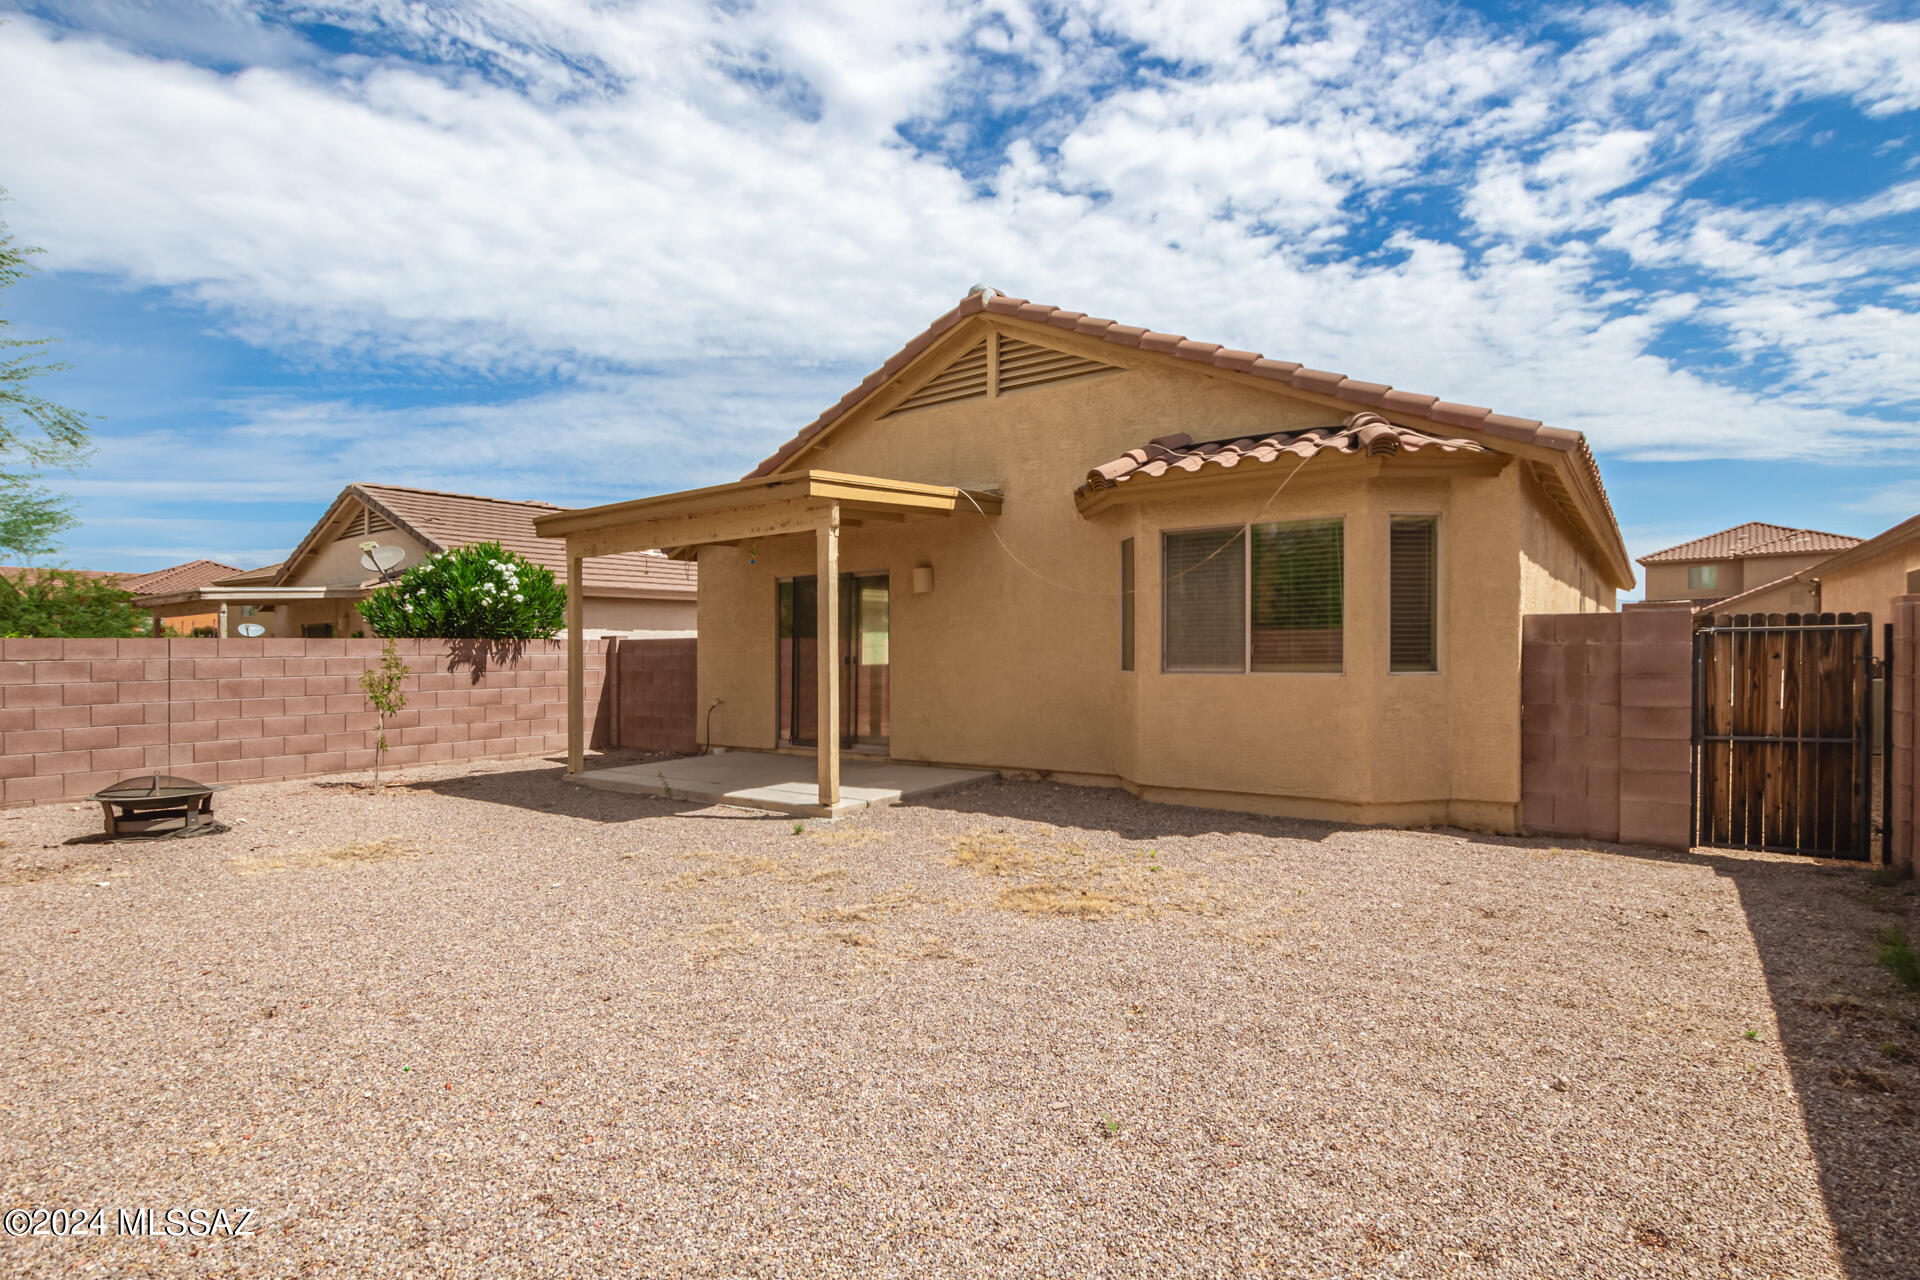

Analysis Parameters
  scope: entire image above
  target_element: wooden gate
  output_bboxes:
[1692,613,1873,859]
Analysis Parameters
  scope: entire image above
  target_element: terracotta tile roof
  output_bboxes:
[1078,412,1483,497]
[1638,521,1861,564]
[119,559,244,595]
[348,484,697,597]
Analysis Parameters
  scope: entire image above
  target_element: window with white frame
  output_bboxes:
[1161,519,1344,673]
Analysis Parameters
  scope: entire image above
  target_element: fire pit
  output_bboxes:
[86,775,227,838]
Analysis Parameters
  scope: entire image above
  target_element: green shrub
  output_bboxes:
[359,541,565,639]
[0,569,145,638]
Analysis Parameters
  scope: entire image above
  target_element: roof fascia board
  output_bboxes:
[270,489,363,587]
[353,488,447,557]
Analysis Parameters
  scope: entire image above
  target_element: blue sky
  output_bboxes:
[1,0,1917,595]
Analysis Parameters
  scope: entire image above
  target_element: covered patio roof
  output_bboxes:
[532,469,1002,811]
[531,469,1002,559]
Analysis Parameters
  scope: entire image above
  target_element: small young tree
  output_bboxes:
[0,568,145,637]
[358,638,412,789]
[359,541,566,639]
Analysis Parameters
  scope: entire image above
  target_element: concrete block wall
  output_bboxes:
[0,637,613,807]
[1520,605,1693,850]
[608,638,699,754]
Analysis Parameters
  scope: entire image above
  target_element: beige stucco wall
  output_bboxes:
[1815,540,1920,621]
[693,323,1618,829]
[1519,468,1615,614]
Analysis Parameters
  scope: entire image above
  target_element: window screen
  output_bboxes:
[1389,516,1438,672]
[1250,519,1344,672]
[1162,528,1245,672]
[1120,537,1136,672]
[1687,564,1718,591]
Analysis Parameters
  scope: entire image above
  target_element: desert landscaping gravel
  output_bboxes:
[3,755,1918,1278]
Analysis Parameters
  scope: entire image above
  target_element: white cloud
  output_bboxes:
[0,0,1916,584]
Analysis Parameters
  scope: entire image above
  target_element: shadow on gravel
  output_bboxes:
[399,754,793,825]
[904,775,1352,843]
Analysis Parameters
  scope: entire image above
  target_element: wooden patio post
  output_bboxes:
[817,502,841,807]
[566,544,584,774]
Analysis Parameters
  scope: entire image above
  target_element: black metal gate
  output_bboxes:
[1691,612,1873,859]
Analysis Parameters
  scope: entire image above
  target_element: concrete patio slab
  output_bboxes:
[567,750,996,817]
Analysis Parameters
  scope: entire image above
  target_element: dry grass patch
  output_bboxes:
[228,841,416,876]
[946,827,1231,921]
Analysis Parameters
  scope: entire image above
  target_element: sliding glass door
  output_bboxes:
[777,573,890,749]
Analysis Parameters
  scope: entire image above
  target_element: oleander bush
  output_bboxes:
[359,541,565,639]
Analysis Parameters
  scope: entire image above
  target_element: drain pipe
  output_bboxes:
[702,700,724,755]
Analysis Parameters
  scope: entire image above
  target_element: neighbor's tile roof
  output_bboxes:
[1638,522,1861,565]
[120,559,244,595]
[1079,412,1483,496]
[744,289,1618,547]
[353,484,697,596]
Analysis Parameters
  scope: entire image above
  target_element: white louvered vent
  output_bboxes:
[995,334,1117,394]
[885,340,990,415]
[334,506,397,541]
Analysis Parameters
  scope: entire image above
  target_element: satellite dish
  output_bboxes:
[236,623,266,637]
[359,543,406,580]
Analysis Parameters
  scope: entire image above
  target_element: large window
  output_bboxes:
[1688,564,1719,591]
[1162,528,1246,671]
[1251,519,1344,672]
[1389,516,1438,672]
[1161,519,1344,673]
[1120,537,1136,672]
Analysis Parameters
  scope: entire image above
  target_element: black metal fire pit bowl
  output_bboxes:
[85,774,229,839]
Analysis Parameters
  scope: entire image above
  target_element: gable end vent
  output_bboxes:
[333,506,397,541]
[995,335,1118,394]
[884,340,990,416]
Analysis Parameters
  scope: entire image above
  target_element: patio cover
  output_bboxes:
[531,470,1002,806]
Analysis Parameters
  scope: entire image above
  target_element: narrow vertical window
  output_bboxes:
[1119,537,1136,672]
[1250,518,1344,672]
[1389,516,1438,672]
[1161,528,1246,672]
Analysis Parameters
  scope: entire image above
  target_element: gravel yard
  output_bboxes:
[3,756,1918,1278]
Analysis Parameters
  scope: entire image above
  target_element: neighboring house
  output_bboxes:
[536,288,1634,829]
[134,483,697,637]
[122,560,244,635]
[2,560,241,635]
[1637,521,1858,610]
[1704,511,1920,621]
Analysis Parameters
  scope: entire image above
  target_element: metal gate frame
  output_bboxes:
[1690,613,1873,860]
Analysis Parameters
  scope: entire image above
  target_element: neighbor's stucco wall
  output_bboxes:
[282,527,432,589]
[1815,540,1919,622]
[694,318,1547,827]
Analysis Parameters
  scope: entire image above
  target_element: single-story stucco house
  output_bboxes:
[535,288,1634,828]
[136,483,697,638]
